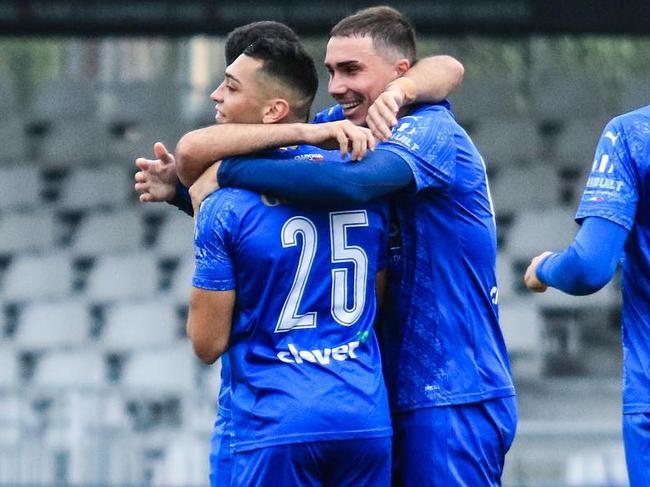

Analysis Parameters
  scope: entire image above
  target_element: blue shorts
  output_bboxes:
[209,414,231,487]
[392,395,517,487]
[623,412,650,486]
[232,437,391,487]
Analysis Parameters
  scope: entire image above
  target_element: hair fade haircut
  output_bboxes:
[243,38,318,121]
[330,6,416,63]
[225,21,300,65]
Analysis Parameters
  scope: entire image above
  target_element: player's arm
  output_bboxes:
[524,217,628,295]
[213,148,414,206]
[367,55,464,140]
[134,142,193,216]
[175,120,375,187]
[187,288,235,364]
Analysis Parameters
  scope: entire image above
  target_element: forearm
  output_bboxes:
[536,217,627,295]
[175,123,309,186]
[406,55,464,103]
[218,150,413,206]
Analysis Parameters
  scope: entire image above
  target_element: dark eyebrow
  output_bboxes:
[324,60,361,71]
[224,71,241,84]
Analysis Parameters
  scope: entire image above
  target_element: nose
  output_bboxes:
[211,82,225,103]
[328,72,346,97]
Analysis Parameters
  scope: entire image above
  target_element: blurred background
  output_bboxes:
[0,1,648,486]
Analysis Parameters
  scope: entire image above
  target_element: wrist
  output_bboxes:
[388,77,417,104]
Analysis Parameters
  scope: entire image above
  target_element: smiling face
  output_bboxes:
[325,35,407,126]
[210,54,268,124]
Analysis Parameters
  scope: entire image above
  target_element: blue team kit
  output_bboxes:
[193,144,392,485]
[575,105,650,485]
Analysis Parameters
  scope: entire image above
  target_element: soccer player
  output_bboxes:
[186,37,393,485]
[174,7,517,487]
[134,22,304,487]
[524,105,650,486]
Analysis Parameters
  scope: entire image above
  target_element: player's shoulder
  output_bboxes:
[199,188,260,221]
[608,104,650,133]
[311,104,345,123]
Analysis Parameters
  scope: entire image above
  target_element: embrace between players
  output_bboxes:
[134,6,650,487]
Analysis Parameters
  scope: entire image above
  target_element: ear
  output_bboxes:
[394,58,411,77]
[261,98,291,124]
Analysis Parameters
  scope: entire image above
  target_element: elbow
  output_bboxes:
[192,340,227,365]
[572,262,615,296]
[446,55,465,90]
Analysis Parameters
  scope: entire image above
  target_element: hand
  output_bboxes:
[524,251,554,292]
[366,87,403,141]
[367,78,416,141]
[134,142,179,202]
[189,162,221,218]
[303,120,376,161]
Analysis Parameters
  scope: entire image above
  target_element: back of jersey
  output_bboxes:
[194,185,391,453]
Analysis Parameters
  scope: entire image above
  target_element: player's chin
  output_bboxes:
[344,106,369,127]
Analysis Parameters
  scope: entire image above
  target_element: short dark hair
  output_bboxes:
[330,6,416,63]
[243,38,318,121]
[225,21,300,65]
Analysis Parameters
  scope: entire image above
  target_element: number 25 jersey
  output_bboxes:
[193,153,392,452]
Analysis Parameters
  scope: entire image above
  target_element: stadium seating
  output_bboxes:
[72,209,144,256]
[121,346,197,393]
[58,165,133,211]
[0,118,29,164]
[0,349,18,387]
[32,350,106,388]
[470,116,539,168]
[156,210,195,258]
[85,252,159,302]
[0,166,42,211]
[102,301,182,351]
[0,211,58,254]
[1,253,74,302]
[14,301,91,351]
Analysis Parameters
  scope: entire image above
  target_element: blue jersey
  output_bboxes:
[312,104,344,123]
[575,105,650,414]
[374,102,515,412]
[193,146,392,452]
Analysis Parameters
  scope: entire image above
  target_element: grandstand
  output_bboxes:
[1,11,649,487]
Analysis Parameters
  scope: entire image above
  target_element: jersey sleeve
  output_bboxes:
[192,192,237,291]
[375,107,456,192]
[575,119,639,231]
[311,105,345,123]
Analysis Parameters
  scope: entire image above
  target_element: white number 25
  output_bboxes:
[275,210,369,333]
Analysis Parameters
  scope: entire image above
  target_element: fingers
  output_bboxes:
[135,157,153,171]
[336,130,349,159]
[154,142,175,166]
[366,93,399,141]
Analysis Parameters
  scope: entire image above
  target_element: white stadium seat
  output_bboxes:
[32,350,106,388]
[72,210,144,256]
[29,80,98,121]
[35,119,109,167]
[85,253,159,302]
[15,301,90,350]
[0,119,28,165]
[156,211,195,258]
[471,117,539,168]
[102,301,181,351]
[506,207,577,260]
[491,165,561,216]
[0,166,41,211]
[169,255,195,304]
[121,346,197,393]
[0,349,18,387]
[0,211,57,254]
[59,165,132,211]
[1,253,73,301]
